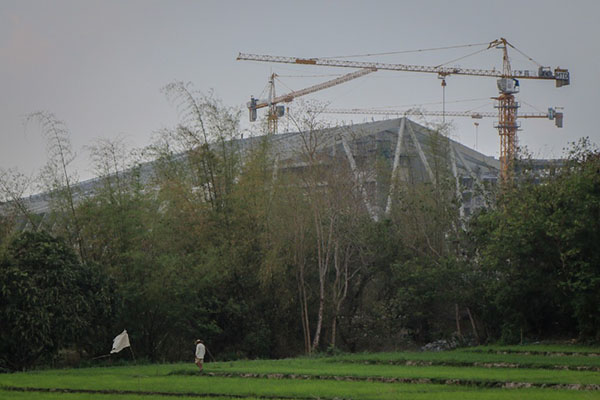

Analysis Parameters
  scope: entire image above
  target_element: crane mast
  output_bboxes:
[238,38,569,182]
[494,38,519,182]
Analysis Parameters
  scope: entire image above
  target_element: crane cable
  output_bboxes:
[468,102,494,113]
[520,100,544,113]
[273,76,297,94]
[506,42,543,68]
[379,97,491,109]
[320,42,490,59]
[254,81,270,102]
[435,46,494,68]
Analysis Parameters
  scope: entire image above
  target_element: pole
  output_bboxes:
[129,346,136,363]
[91,354,111,361]
[441,77,447,125]
[129,344,140,391]
[205,347,216,362]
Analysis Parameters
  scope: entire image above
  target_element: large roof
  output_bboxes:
[7,118,500,220]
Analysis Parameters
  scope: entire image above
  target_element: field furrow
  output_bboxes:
[2,344,600,400]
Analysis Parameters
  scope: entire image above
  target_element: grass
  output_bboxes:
[464,344,600,354]
[2,377,599,400]
[1,343,599,399]
[325,349,600,368]
[197,359,600,385]
[1,384,599,400]
[0,391,263,400]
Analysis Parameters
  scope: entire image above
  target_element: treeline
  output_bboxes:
[1,84,598,371]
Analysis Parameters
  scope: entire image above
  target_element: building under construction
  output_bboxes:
[9,117,500,230]
[261,117,499,219]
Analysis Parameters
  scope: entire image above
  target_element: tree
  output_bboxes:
[0,231,113,371]
[78,137,146,270]
[378,121,466,341]
[27,112,86,262]
[469,138,600,342]
[269,107,377,352]
[265,170,315,354]
[158,82,242,214]
[556,139,600,339]
[0,168,38,233]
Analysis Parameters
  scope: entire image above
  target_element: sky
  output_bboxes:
[1,0,599,189]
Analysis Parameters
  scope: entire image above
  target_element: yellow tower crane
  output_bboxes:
[248,68,375,134]
[238,38,569,182]
[316,106,563,127]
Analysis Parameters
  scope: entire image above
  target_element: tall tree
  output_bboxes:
[275,108,375,352]
[27,112,86,261]
[158,82,241,213]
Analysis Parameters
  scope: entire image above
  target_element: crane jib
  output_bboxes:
[238,53,569,84]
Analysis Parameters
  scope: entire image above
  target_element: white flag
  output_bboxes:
[111,330,130,354]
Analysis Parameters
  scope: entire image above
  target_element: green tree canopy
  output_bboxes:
[0,231,114,371]
[470,139,600,342]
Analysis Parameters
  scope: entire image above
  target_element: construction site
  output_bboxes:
[240,37,568,179]
[3,3,600,398]
[14,38,570,224]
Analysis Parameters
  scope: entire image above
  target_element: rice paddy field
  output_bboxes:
[1,344,599,399]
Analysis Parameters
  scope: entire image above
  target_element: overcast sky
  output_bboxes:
[2,0,599,187]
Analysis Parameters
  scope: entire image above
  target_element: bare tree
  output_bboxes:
[284,106,371,351]
[87,136,138,203]
[158,82,242,213]
[0,168,36,229]
[27,111,86,261]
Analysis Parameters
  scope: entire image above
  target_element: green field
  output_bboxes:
[1,344,599,399]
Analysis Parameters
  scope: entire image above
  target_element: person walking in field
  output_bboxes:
[195,339,206,371]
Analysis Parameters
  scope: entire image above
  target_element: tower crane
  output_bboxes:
[316,106,563,128]
[238,38,569,182]
[248,68,375,134]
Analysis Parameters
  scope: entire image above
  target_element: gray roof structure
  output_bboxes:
[259,117,500,218]
[5,118,500,224]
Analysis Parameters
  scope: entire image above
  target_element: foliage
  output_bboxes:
[0,168,37,231]
[0,231,114,371]
[3,90,599,371]
[469,138,600,342]
[26,112,87,261]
